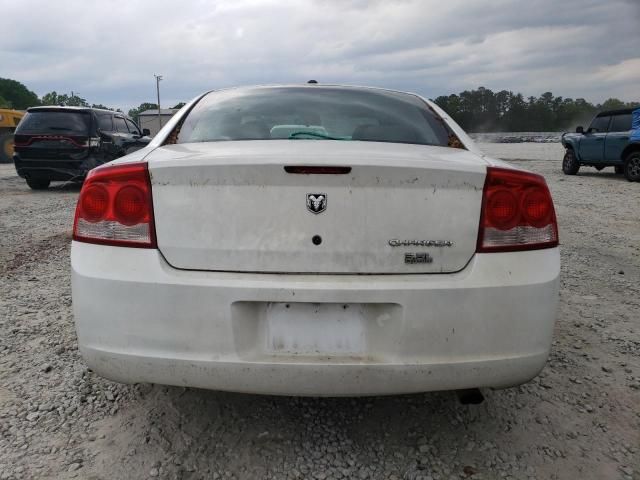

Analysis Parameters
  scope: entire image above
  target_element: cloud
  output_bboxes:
[2,0,638,111]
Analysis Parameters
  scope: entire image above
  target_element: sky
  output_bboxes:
[3,0,639,112]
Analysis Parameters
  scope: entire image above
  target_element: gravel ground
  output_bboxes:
[470,133,562,144]
[1,143,638,480]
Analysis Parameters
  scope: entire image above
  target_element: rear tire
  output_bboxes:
[615,165,624,175]
[624,152,640,182]
[26,178,51,190]
[0,133,14,164]
[562,150,580,175]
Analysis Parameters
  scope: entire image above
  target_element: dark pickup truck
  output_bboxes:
[561,107,640,182]
[13,106,151,189]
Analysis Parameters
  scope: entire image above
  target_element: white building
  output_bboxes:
[138,109,179,136]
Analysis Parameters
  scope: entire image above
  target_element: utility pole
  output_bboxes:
[154,74,163,132]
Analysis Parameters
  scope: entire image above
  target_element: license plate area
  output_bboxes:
[232,302,402,361]
[265,303,366,356]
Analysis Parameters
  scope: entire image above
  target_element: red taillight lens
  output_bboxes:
[79,185,109,222]
[114,186,147,226]
[521,188,552,228]
[477,167,558,252]
[73,163,156,248]
[485,189,519,230]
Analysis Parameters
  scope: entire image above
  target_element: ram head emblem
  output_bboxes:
[306,193,327,214]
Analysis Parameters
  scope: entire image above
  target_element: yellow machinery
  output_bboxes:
[0,108,24,163]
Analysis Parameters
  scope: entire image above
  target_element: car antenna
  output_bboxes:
[307,80,318,84]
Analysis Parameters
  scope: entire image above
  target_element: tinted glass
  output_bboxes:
[589,116,611,133]
[114,117,128,133]
[125,119,140,135]
[177,87,456,147]
[98,114,113,131]
[610,113,632,132]
[16,111,90,134]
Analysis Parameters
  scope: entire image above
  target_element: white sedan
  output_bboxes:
[71,85,559,396]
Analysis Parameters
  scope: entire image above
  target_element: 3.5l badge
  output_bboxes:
[404,252,433,264]
[306,193,327,214]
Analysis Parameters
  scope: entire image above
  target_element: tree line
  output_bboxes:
[2,77,638,132]
[434,87,639,132]
[0,78,185,123]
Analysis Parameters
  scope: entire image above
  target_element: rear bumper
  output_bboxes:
[13,153,102,180]
[71,243,560,396]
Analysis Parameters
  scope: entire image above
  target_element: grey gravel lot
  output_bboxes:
[1,143,639,480]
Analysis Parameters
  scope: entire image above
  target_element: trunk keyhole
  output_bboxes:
[312,235,322,246]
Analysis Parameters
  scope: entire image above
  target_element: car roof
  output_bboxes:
[203,83,426,99]
[26,106,124,116]
[597,108,636,117]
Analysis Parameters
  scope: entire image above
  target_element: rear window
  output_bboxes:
[97,114,113,131]
[610,114,632,132]
[16,110,91,135]
[175,87,460,147]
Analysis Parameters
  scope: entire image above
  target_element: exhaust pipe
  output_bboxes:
[457,389,485,405]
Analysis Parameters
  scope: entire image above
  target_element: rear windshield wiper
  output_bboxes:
[288,131,350,140]
[47,127,76,131]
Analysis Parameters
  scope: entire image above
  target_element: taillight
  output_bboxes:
[477,167,558,252]
[73,163,156,248]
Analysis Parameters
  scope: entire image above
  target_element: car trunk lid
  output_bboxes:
[148,141,487,274]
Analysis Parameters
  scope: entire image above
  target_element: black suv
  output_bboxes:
[13,106,151,189]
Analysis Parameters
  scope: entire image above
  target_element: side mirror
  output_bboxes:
[142,128,151,136]
[576,126,584,134]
